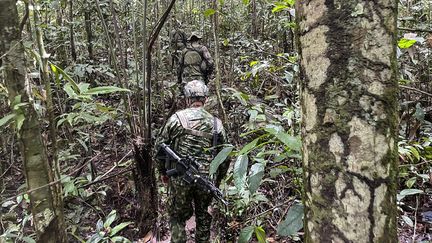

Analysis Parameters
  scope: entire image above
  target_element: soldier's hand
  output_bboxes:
[161,175,169,184]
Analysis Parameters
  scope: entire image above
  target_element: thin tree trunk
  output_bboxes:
[84,1,93,60]
[55,4,67,67]
[297,0,399,242]
[212,0,228,124]
[32,3,67,242]
[69,0,76,61]
[0,1,66,242]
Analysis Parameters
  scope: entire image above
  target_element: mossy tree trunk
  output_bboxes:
[296,0,399,242]
[0,0,66,242]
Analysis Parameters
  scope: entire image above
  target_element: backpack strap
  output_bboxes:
[175,111,213,139]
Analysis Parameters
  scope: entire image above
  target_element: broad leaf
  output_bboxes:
[255,226,266,243]
[0,113,16,127]
[238,137,259,155]
[277,202,304,236]
[397,189,423,201]
[238,225,254,243]
[110,222,132,237]
[398,38,416,49]
[402,215,414,228]
[203,9,216,17]
[104,210,117,228]
[84,86,130,95]
[209,146,234,175]
[234,155,249,192]
[248,163,265,194]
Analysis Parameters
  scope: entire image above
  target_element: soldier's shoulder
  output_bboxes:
[178,108,205,117]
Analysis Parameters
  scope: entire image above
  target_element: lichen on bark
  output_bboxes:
[297,0,398,242]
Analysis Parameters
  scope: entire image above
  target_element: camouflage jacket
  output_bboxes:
[177,43,214,84]
[155,107,229,183]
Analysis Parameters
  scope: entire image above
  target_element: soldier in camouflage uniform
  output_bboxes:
[155,80,229,243]
[178,32,214,85]
[170,29,187,71]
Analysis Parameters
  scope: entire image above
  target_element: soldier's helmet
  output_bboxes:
[188,31,202,41]
[184,80,208,98]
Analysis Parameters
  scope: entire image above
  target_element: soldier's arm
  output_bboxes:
[154,116,182,175]
[177,50,185,84]
[201,46,214,74]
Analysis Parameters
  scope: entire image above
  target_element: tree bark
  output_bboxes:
[69,0,76,61]
[296,0,399,242]
[0,1,66,242]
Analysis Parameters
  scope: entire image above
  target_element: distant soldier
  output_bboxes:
[178,32,214,85]
[170,29,187,71]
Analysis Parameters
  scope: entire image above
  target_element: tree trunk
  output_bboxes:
[69,0,77,61]
[212,0,228,124]
[84,1,94,60]
[0,1,66,242]
[296,0,399,242]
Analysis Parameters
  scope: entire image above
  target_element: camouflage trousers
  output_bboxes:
[169,178,213,243]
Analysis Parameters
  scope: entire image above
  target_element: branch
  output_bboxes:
[398,27,432,33]
[144,0,177,143]
[400,85,432,98]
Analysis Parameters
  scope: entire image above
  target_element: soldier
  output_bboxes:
[170,29,187,71]
[178,32,214,85]
[155,80,229,242]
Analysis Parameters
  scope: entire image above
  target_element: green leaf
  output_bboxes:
[234,155,249,192]
[398,38,416,49]
[64,83,78,98]
[406,177,417,188]
[249,60,259,67]
[238,225,254,243]
[203,8,216,17]
[414,103,425,121]
[104,210,117,228]
[22,236,36,243]
[265,126,301,151]
[238,137,259,155]
[248,163,265,194]
[254,226,266,243]
[209,146,234,175]
[277,202,304,236]
[402,215,414,227]
[397,189,424,201]
[16,114,25,131]
[83,86,130,96]
[110,236,131,242]
[110,222,132,237]
[242,0,250,4]
[0,113,16,127]
[78,82,91,93]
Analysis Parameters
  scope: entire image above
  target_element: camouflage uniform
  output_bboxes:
[156,105,229,243]
[170,29,186,71]
[178,34,214,85]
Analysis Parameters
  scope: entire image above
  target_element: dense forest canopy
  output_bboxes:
[0,0,431,242]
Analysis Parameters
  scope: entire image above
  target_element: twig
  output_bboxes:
[412,196,419,242]
[0,149,132,205]
[398,27,432,33]
[244,197,295,224]
[79,167,135,189]
[19,1,30,33]
[400,85,432,98]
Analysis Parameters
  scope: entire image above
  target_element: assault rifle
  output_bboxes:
[160,143,228,205]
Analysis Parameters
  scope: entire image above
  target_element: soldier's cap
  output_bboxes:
[188,32,202,41]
